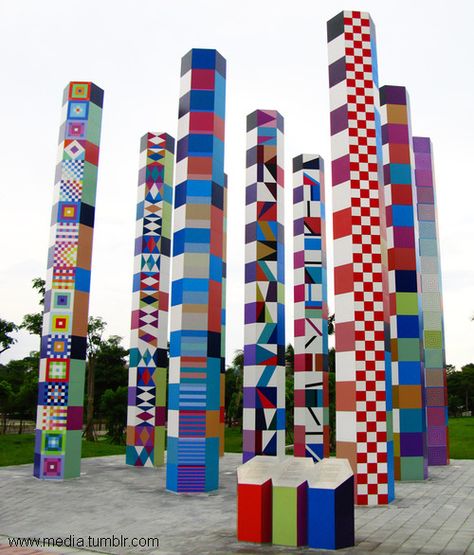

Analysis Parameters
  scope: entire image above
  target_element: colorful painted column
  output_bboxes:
[166,48,227,492]
[292,154,329,461]
[34,82,103,480]
[327,11,394,504]
[380,86,427,480]
[126,132,174,467]
[413,137,449,465]
[243,110,285,463]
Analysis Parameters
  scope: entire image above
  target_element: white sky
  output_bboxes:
[1,0,473,370]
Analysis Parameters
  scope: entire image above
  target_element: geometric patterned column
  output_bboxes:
[166,49,227,492]
[413,136,449,466]
[243,109,285,463]
[34,82,104,480]
[126,132,174,467]
[293,154,329,461]
[327,11,394,505]
[380,86,427,480]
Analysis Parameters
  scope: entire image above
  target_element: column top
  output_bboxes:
[64,81,104,108]
[247,109,284,132]
[180,48,226,78]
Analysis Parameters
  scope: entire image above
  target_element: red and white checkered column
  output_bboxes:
[327,10,394,505]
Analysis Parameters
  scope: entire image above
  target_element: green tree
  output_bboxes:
[461,363,474,412]
[447,369,463,417]
[328,313,335,336]
[100,386,128,444]
[84,316,107,441]
[225,350,243,427]
[0,319,18,355]
[0,353,39,433]
[0,380,14,433]
[19,278,46,339]
[93,335,128,427]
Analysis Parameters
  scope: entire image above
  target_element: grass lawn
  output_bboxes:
[1,419,472,467]
[0,434,125,467]
[449,417,474,459]
[0,428,242,467]
[224,426,242,453]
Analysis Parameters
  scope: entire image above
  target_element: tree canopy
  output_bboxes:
[0,319,18,355]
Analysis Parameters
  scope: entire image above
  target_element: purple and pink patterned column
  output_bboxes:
[413,137,449,466]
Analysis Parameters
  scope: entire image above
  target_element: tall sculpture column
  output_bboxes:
[126,132,174,467]
[327,11,394,504]
[413,137,449,466]
[380,86,427,480]
[293,155,329,460]
[243,110,285,463]
[166,49,227,492]
[34,82,103,480]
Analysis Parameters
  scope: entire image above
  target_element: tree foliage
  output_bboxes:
[100,386,128,444]
[19,278,46,338]
[447,363,474,416]
[0,319,18,355]
[0,352,39,433]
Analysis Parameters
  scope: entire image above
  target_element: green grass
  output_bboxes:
[0,434,125,467]
[449,417,474,459]
[224,426,242,453]
[1,419,472,467]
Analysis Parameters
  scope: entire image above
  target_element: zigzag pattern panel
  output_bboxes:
[380,86,427,481]
[166,49,227,492]
[327,11,394,505]
[34,82,104,480]
[243,110,285,463]
[293,154,329,461]
[126,132,174,467]
[413,137,449,466]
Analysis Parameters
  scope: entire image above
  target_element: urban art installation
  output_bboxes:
[327,11,395,504]
[292,154,329,461]
[243,110,286,463]
[413,137,449,466]
[166,48,227,492]
[380,85,427,480]
[34,81,104,480]
[126,132,174,467]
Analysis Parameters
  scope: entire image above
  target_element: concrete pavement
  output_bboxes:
[1,454,473,554]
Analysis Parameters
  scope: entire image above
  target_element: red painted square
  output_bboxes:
[190,112,214,133]
[333,207,353,239]
[191,69,215,90]
[334,263,354,295]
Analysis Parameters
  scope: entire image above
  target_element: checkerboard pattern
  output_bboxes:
[34,81,103,480]
[243,110,285,463]
[166,49,227,492]
[413,137,449,466]
[292,155,329,461]
[126,132,174,468]
[327,11,394,505]
[380,86,427,481]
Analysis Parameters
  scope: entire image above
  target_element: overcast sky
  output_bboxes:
[1,0,473,370]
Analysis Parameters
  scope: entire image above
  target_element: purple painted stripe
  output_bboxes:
[330,104,348,135]
[328,57,346,87]
[413,137,431,153]
[332,154,350,186]
[414,169,433,188]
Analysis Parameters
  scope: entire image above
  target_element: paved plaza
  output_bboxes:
[1,454,474,555]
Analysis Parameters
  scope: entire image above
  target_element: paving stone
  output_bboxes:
[1,456,474,554]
